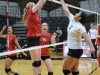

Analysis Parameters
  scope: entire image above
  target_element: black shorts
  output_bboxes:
[67,49,83,59]
[41,56,50,61]
[27,37,40,47]
[7,55,16,60]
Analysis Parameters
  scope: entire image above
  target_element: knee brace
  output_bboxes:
[62,70,71,75]
[48,72,53,75]
[5,68,11,73]
[72,71,79,75]
[32,60,41,67]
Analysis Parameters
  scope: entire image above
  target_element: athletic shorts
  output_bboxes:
[27,37,40,47]
[41,56,50,61]
[67,49,83,59]
[7,55,16,60]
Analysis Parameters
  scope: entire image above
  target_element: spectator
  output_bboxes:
[56,26,62,42]
[88,23,97,61]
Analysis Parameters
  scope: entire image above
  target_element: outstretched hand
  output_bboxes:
[89,48,95,54]
[3,26,7,30]
[22,52,27,57]
[52,32,57,38]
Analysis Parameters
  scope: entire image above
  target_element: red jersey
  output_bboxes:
[27,8,42,37]
[7,35,17,56]
[98,25,100,47]
[40,33,52,56]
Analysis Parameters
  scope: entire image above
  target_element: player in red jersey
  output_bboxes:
[0,26,27,75]
[22,0,47,75]
[40,23,56,75]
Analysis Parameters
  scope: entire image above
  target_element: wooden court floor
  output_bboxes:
[0,59,100,75]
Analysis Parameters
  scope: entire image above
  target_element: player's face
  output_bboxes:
[7,26,13,34]
[57,27,60,30]
[42,23,48,31]
[74,11,81,21]
[90,24,94,28]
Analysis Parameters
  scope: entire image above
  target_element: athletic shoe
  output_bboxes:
[95,59,97,61]
[91,59,94,61]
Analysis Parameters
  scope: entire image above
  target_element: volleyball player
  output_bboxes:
[59,0,95,75]
[0,26,27,75]
[22,0,47,75]
[40,23,56,75]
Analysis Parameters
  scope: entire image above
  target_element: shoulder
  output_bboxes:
[68,13,75,21]
[47,33,52,37]
[94,29,97,31]
[12,35,17,39]
[29,8,38,14]
[78,23,84,28]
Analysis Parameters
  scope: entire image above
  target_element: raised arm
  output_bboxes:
[0,26,7,38]
[82,32,95,53]
[32,0,47,13]
[60,0,71,18]
[14,38,27,56]
[51,33,57,47]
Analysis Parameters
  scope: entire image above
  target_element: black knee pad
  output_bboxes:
[62,70,71,75]
[48,72,53,75]
[5,68,11,73]
[72,71,79,75]
[38,74,41,75]
[32,60,41,67]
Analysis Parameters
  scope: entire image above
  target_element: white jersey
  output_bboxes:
[67,14,86,49]
[88,29,97,39]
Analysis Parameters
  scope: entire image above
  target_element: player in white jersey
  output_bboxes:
[59,0,95,75]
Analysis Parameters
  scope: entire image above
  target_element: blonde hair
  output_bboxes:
[22,2,35,26]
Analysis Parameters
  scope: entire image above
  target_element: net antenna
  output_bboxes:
[6,0,9,49]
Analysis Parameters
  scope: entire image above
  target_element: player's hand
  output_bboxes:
[3,26,7,30]
[94,41,97,45]
[22,52,27,57]
[89,48,95,53]
[97,35,100,38]
[52,32,57,38]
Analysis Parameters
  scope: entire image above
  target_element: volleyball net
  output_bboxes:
[0,0,100,67]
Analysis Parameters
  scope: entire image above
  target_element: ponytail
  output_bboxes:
[22,8,28,26]
[22,2,35,26]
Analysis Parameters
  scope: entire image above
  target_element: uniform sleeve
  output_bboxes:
[13,35,17,40]
[68,13,74,21]
[79,26,86,34]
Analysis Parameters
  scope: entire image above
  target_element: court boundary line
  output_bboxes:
[88,66,99,75]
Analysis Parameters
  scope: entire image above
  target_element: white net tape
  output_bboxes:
[0,42,67,56]
[49,0,100,15]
